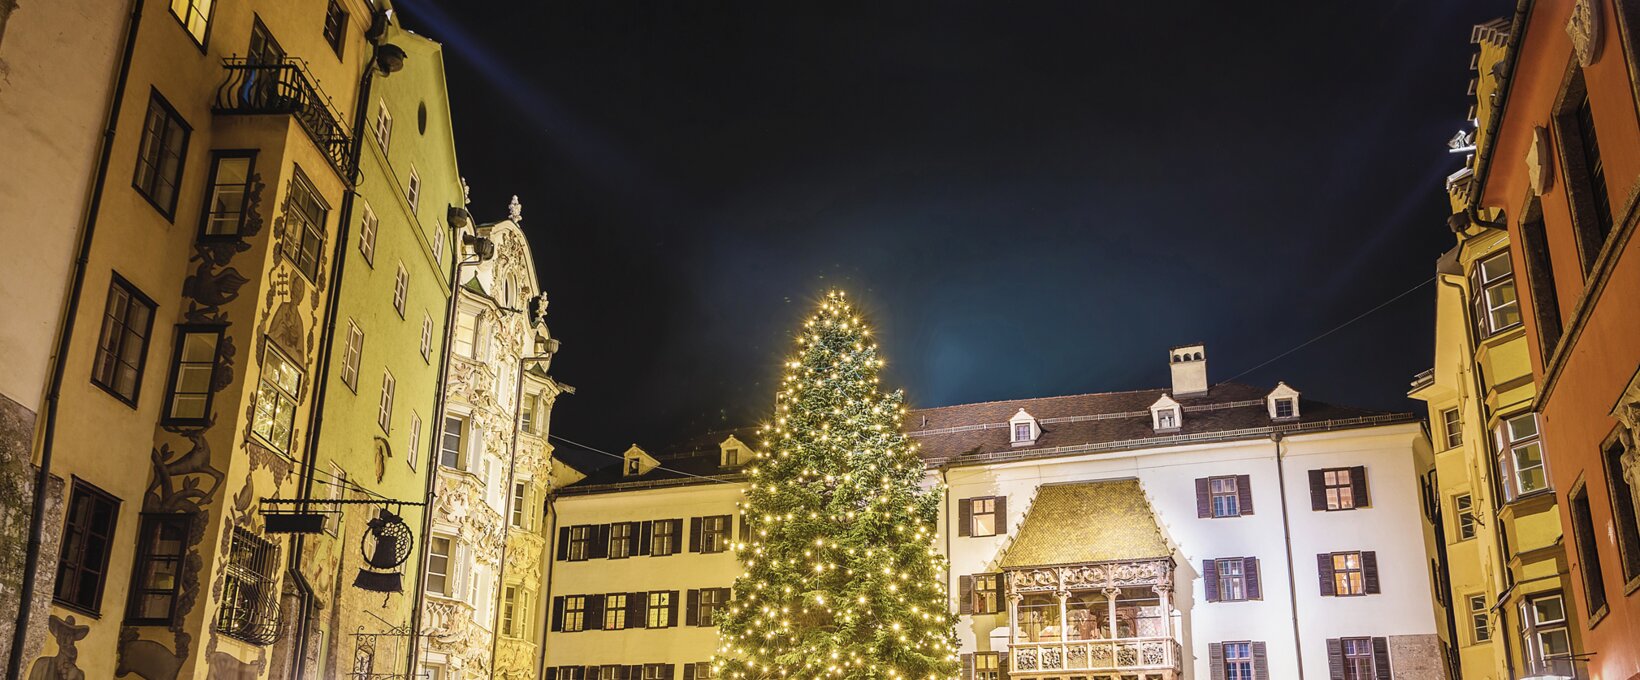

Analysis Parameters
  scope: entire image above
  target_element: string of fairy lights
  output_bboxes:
[715,290,959,680]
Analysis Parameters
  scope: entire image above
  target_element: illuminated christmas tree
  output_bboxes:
[717,290,959,680]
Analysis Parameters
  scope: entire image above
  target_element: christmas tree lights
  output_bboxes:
[716,290,959,680]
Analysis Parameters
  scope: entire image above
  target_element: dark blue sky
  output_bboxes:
[397,1,1506,462]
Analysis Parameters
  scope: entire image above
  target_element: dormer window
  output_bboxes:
[622,444,655,477]
[1008,409,1039,446]
[725,446,743,466]
[626,457,640,476]
[1150,394,1183,432]
[1266,382,1301,421]
[720,435,751,468]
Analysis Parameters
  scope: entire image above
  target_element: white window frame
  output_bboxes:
[392,262,408,317]
[420,312,433,361]
[340,320,363,391]
[510,481,528,529]
[358,201,377,266]
[251,342,303,453]
[408,411,421,471]
[1468,593,1490,643]
[1498,413,1548,498]
[1441,408,1462,449]
[377,369,395,432]
[440,414,467,469]
[1157,407,1179,429]
[970,497,999,537]
[1455,493,1476,540]
[453,311,478,359]
[1473,250,1521,337]
[407,165,421,214]
[427,535,453,597]
[374,99,392,152]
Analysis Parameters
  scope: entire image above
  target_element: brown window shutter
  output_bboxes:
[1252,641,1268,680]
[664,664,675,680]
[1351,466,1370,507]
[1318,554,1336,596]
[1196,478,1211,518]
[961,653,974,680]
[551,596,565,631]
[1208,642,1225,680]
[591,524,610,559]
[1236,474,1253,514]
[1363,551,1380,594]
[1372,637,1391,680]
[1326,639,1345,680]
[1244,557,1262,600]
[668,589,680,627]
[628,522,642,556]
[1308,470,1327,511]
[547,668,559,680]
[957,499,972,537]
[627,665,642,680]
[628,592,646,628]
[684,664,696,680]
[995,496,1008,534]
[686,589,700,626]
[557,527,572,560]
[638,520,653,556]
[587,594,606,630]
[689,517,703,552]
[958,575,974,614]
[1203,559,1220,602]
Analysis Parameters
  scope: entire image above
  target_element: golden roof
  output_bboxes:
[1000,479,1171,568]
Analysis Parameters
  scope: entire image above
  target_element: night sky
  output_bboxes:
[395,1,1508,468]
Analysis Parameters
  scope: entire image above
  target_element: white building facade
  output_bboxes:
[541,346,1447,680]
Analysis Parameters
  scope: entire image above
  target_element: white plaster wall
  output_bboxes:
[0,0,127,413]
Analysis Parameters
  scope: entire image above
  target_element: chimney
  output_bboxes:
[1169,343,1208,396]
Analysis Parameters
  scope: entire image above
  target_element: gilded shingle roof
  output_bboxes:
[1000,479,1171,569]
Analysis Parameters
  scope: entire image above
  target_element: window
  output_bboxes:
[1467,594,1490,643]
[251,343,302,453]
[377,369,394,432]
[567,525,592,561]
[322,0,348,57]
[374,100,392,152]
[1603,436,1640,584]
[1210,476,1242,517]
[392,263,409,317]
[1568,93,1614,268]
[521,394,537,434]
[723,445,743,466]
[162,327,222,423]
[653,519,680,556]
[974,652,1000,680]
[53,481,120,613]
[643,665,670,680]
[92,275,157,405]
[420,313,434,362]
[199,152,256,236]
[1014,422,1032,441]
[502,585,520,636]
[426,536,452,596]
[407,412,421,471]
[1519,209,1563,361]
[324,464,346,535]
[216,528,278,643]
[1339,638,1377,680]
[439,415,466,469]
[1470,251,1521,337]
[1520,593,1572,676]
[604,593,629,629]
[1568,484,1608,618]
[563,595,587,632]
[961,496,1004,537]
[282,171,328,280]
[1441,408,1463,449]
[134,92,190,218]
[432,225,445,262]
[1156,408,1178,429]
[511,482,529,528]
[1223,642,1253,680]
[1274,398,1295,419]
[407,166,421,213]
[1497,413,1548,498]
[340,320,363,391]
[1216,558,1247,601]
[1321,551,1379,597]
[609,521,633,558]
[126,514,189,623]
[692,587,727,626]
[453,311,478,358]
[1310,467,1366,511]
[647,591,674,628]
[969,573,1001,614]
[696,515,730,553]
[359,202,378,265]
[425,664,447,680]
[1454,494,1477,541]
[168,0,212,44]
[689,662,714,680]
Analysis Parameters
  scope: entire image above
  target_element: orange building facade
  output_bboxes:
[1470,1,1640,678]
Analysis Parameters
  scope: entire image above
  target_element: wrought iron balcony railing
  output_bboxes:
[214,58,352,177]
[1010,636,1181,675]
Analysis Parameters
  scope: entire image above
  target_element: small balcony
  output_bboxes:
[1010,637,1180,677]
[214,58,352,177]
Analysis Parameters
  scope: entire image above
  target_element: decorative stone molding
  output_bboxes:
[1004,559,1173,594]
[1527,126,1553,196]
[1567,0,1602,68]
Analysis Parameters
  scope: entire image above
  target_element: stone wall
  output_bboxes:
[0,392,63,668]
[1389,633,1448,680]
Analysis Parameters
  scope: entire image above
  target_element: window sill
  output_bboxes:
[1586,602,1609,629]
[1625,575,1640,597]
[52,599,103,620]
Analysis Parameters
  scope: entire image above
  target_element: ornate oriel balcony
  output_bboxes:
[214,57,352,176]
[995,481,1181,680]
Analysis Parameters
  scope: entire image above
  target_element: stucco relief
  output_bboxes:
[1566,0,1602,68]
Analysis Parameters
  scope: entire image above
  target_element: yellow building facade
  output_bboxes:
[1408,18,1580,680]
